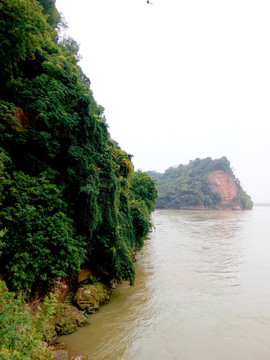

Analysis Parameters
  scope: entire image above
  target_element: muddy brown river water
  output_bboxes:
[63,206,270,360]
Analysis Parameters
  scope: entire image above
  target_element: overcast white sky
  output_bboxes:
[56,0,270,203]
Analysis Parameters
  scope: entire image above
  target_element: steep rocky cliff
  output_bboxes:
[208,170,238,206]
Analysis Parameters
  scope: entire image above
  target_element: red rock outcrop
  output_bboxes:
[208,170,237,205]
[12,107,29,131]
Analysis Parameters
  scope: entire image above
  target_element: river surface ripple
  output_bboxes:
[63,206,270,360]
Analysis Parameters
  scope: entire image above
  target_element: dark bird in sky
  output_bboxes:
[147,0,153,4]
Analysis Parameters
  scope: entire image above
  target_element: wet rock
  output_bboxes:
[74,283,109,314]
[53,303,90,335]
[46,329,59,346]
[109,278,118,292]
[51,349,69,360]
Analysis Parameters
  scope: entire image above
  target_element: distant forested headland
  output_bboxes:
[148,157,253,210]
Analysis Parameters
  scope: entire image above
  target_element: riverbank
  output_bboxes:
[47,273,119,359]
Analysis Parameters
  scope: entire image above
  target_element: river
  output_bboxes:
[63,206,270,360]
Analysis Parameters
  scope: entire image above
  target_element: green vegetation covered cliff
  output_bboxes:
[0,0,157,295]
[148,157,252,210]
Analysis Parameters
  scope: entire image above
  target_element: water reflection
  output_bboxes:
[63,207,270,360]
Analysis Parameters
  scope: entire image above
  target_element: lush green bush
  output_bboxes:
[130,170,158,213]
[130,199,152,249]
[0,281,55,359]
[129,170,158,249]
[0,151,85,292]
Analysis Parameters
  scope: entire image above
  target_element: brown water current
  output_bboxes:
[63,206,270,360]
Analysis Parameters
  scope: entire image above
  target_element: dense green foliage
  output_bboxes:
[0,0,157,293]
[148,157,253,209]
[0,281,55,359]
[0,151,85,292]
[130,171,158,249]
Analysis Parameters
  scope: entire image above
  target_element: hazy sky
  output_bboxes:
[56,0,270,203]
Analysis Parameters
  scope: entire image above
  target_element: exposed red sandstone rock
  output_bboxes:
[55,277,70,302]
[12,108,29,131]
[208,170,237,204]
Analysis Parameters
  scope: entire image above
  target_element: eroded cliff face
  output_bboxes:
[208,170,237,205]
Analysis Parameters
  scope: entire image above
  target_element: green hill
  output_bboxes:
[148,157,253,210]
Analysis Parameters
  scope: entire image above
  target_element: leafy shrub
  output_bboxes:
[0,281,55,360]
[130,199,152,249]
[0,152,85,292]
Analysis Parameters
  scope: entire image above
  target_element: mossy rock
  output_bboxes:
[53,303,90,335]
[51,349,69,360]
[74,283,109,314]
